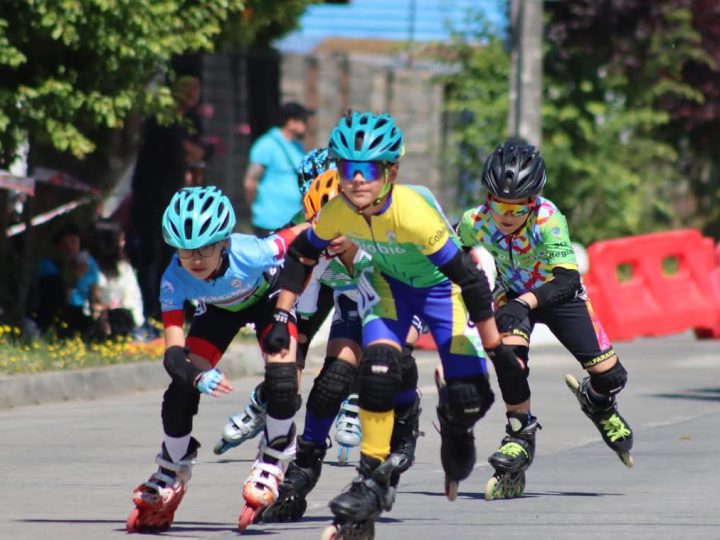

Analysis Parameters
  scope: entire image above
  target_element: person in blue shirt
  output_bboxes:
[126,186,307,534]
[33,221,100,338]
[243,102,312,236]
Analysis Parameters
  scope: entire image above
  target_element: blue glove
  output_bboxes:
[195,368,224,395]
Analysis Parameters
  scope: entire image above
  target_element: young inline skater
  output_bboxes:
[259,169,424,524]
[456,140,634,501]
[126,186,307,533]
[212,147,338,456]
[261,112,518,539]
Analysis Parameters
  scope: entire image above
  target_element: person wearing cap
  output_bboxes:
[243,102,312,236]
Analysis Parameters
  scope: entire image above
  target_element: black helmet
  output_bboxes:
[482,140,546,199]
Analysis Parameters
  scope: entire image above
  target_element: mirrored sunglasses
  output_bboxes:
[489,199,533,217]
[338,160,385,182]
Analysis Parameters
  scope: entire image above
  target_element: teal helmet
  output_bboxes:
[328,112,405,163]
[162,186,236,249]
[297,147,334,196]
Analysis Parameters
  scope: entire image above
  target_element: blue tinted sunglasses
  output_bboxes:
[338,160,385,182]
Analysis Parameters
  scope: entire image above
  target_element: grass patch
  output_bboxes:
[0,325,164,375]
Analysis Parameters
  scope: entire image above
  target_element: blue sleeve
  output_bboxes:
[231,234,282,271]
[307,228,332,250]
[427,238,459,268]
[249,134,274,167]
[159,263,186,313]
[36,257,59,279]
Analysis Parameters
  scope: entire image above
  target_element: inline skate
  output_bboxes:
[238,426,297,530]
[485,412,541,500]
[565,374,633,467]
[126,438,200,533]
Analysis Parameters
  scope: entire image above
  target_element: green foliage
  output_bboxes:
[437,5,711,244]
[0,0,247,165]
[437,16,509,209]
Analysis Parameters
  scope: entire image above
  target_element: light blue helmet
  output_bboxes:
[162,186,236,249]
[328,112,405,163]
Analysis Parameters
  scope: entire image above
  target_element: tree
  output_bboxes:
[440,3,714,244]
[0,1,254,168]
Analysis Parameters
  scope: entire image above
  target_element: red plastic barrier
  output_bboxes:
[694,239,720,338]
[585,229,719,341]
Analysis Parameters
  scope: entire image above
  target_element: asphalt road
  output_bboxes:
[1,333,719,540]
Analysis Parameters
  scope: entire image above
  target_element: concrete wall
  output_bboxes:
[280,52,455,208]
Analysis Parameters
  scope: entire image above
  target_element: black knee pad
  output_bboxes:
[358,344,402,412]
[161,381,200,437]
[590,361,627,397]
[265,362,298,419]
[307,357,356,418]
[495,345,531,406]
[398,346,419,393]
[446,376,495,428]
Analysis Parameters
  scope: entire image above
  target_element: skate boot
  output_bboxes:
[321,453,405,540]
[213,384,266,455]
[435,368,476,501]
[238,425,297,531]
[387,389,423,496]
[260,435,327,523]
[565,374,634,467]
[335,394,362,465]
[485,412,541,500]
[126,437,200,533]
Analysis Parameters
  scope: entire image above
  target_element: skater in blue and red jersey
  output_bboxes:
[456,140,634,501]
[126,185,307,533]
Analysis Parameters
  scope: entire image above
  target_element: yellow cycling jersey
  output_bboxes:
[310,184,460,288]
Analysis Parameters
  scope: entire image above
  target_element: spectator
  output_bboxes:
[130,74,208,320]
[33,221,99,338]
[88,219,145,340]
[243,102,311,236]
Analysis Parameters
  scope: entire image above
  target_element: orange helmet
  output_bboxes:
[302,169,340,220]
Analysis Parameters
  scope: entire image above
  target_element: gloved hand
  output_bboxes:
[485,342,526,377]
[262,309,292,354]
[495,298,531,333]
[195,368,225,395]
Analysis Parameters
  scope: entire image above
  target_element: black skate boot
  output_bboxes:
[565,374,633,467]
[259,435,327,523]
[384,390,423,509]
[434,369,476,501]
[322,453,404,540]
[485,412,541,500]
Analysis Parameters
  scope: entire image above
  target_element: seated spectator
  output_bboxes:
[33,220,100,338]
[88,219,146,340]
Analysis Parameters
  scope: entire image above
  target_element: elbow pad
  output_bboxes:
[438,250,493,323]
[533,267,582,308]
[163,345,202,387]
[279,233,322,294]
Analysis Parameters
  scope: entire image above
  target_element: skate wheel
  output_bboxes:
[213,439,226,455]
[618,451,634,468]
[564,373,580,392]
[321,524,338,540]
[337,445,350,465]
[445,477,458,501]
[126,507,140,533]
[238,505,257,531]
[484,476,499,501]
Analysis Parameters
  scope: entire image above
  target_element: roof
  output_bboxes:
[276,0,507,53]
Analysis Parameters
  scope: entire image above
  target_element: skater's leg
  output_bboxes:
[421,279,493,498]
[543,297,633,461]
